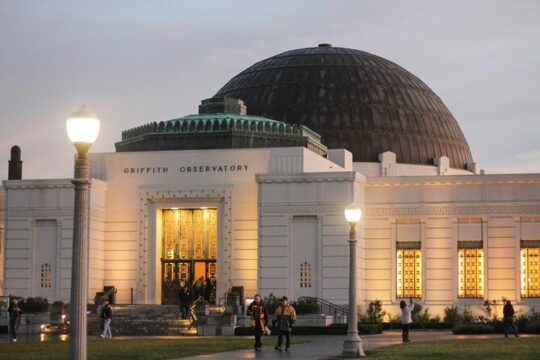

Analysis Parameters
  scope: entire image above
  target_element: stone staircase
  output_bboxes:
[88,304,197,336]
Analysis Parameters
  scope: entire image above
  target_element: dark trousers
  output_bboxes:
[504,317,518,337]
[181,303,191,319]
[402,323,410,341]
[277,330,290,349]
[254,326,263,348]
[9,317,18,340]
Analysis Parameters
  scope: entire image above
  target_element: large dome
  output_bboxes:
[214,44,473,169]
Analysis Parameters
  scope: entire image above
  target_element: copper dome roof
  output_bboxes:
[214,44,473,168]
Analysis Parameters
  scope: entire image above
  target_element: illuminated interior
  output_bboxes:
[458,248,484,298]
[161,208,218,304]
[521,247,540,298]
[397,247,422,298]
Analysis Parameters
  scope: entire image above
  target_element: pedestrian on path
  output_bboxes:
[100,299,113,339]
[179,286,192,320]
[273,296,296,352]
[400,298,414,342]
[249,294,268,351]
[8,297,21,342]
[503,300,519,338]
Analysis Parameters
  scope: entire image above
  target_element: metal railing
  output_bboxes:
[297,296,353,324]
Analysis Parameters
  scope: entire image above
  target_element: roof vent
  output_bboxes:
[318,43,332,48]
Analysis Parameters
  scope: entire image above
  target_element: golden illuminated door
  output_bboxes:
[161,208,218,304]
[397,245,422,298]
[458,248,484,298]
[522,247,540,298]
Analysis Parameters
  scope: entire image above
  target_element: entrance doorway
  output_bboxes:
[161,208,217,305]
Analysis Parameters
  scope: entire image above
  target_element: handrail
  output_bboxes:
[297,296,356,323]
[95,286,117,304]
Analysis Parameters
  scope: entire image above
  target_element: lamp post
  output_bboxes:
[66,105,100,360]
[342,203,365,357]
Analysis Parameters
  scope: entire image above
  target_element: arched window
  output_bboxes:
[41,263,52,288]
[299,261,312,288]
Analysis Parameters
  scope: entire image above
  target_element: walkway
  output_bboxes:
[175,330,532,360]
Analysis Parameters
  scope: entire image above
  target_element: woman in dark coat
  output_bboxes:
[8,298,21,342]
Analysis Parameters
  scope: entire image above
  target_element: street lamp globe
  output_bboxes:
[66,105,100,146]
[344,204,361,223]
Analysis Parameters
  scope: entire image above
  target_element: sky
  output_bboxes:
[0,0,539,179]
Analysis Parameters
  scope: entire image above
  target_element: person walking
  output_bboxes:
[400,298,414,342]
[249,294,268,351]
[8,298,21,342]
[503,299,519,338]
[100,299,113,339]
[179,285,192,320]
[273,296,296,352]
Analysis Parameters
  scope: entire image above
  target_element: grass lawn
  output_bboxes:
[364,338,540,360]
[0,337,283,360]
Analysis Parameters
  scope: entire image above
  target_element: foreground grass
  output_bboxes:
[365,338,540,360]
[0,337,265,360]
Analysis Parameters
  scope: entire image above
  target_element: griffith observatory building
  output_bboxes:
[1,44,539,317]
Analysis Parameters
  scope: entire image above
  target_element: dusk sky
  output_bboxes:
[0,0,538,180]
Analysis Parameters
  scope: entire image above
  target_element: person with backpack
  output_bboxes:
[273,296,296,351]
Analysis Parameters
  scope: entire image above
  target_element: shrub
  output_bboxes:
[525,322,540,334]
[452,324,495,335]
[292,297,320,315]
[443,306,461,326]
[262,293,279,315]
[362,300,386,325]
[20,297,49,313]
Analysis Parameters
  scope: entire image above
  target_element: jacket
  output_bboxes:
[401,304,413,324]
[503,303,515,318]
[101,304,113,319]
[8,303,21,320]
[274,304,296,332]
[249,301,268,330]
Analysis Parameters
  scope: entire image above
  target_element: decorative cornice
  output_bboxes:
[8,208,73,218]
[366,205,540,217]
[3,182,73,190]
[261,203,344,214]
[366,174,540,187]
[256,171,363,184]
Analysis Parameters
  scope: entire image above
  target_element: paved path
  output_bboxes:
[175,331,534,360]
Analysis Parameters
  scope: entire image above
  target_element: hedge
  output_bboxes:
[382,322,452,330]
[452,324,495,334]
[235,323,381,336]
[524,322,540,334]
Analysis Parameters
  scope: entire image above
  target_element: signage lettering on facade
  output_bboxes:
[122,164,249,175]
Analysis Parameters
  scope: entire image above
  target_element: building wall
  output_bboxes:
[2,180,74,302]
[257,148,364,305]
[363,174,540,317]
[89,147,280,304]
[0,187,4,294]
[89,180,107,300]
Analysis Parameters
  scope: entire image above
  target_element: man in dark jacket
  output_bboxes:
[503,300,519,338]
[273,296,296,351]
[100,299,113,339]
[179,286,192,319]
[8,298,21,342]
[249,294,268,351]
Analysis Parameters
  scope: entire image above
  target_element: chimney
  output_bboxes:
[8,145,22,180]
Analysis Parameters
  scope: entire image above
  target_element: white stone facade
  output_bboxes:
[1,147,540,318]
